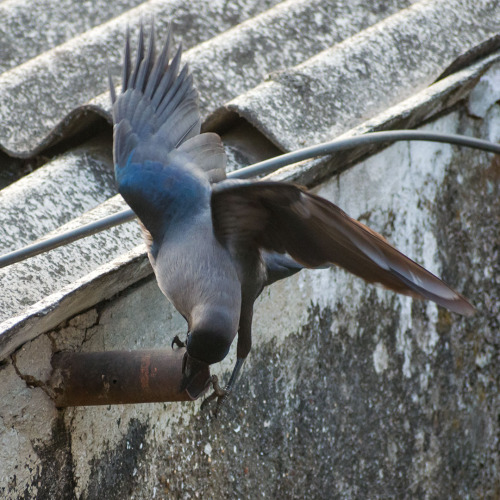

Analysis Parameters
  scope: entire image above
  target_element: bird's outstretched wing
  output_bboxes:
[211,181,474,316]
[109,23,226,182]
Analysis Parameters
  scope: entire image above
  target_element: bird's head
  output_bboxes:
[180,350,211,399]
[180,321,234,398]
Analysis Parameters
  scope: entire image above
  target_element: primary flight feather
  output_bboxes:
[110,25,474,404]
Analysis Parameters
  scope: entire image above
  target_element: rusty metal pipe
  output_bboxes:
[49,349,210,407]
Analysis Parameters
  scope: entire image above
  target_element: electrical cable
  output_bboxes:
[0,130,498,269]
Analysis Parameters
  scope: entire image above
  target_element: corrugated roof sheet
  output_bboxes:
[0,0,499,358]
[0,0,283,156]
[0,0,145,72]
[225,0,500,150]
[0,137,114,250]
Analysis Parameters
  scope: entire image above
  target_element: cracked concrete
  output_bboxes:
[49,309,100,353]
[0,358,58,499]
[12,335,53,388]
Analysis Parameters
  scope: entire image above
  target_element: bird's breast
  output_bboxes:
[153,216,242,325]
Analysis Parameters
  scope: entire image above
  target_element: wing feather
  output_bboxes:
[110,24,227,249]
[110,24,226,177]
[211,181,474,316]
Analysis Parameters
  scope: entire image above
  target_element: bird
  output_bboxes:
[109,24,474,412]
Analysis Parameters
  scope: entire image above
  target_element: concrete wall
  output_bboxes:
[1,84,499,499]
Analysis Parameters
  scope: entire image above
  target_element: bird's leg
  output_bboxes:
[200,374,227,410]
[214,357,245,415]
[214,303,253,414]
[171,334,186,349]
[201,358,246,416]
[202,302,253,416]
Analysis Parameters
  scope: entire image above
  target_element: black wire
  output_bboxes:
[230,130,500,178]
[0,210,136,269]
[0,130,498,269]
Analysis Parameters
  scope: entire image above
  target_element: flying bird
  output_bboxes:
[109,25,474,410]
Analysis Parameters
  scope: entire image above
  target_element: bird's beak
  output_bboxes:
[180,352,211,399]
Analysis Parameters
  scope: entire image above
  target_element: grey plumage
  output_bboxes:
[110,25,473,401]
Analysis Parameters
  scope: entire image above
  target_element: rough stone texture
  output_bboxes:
[0,0,281,156]
[0,137,115,252]
[226,0,500,151]
[0,0,145,72]
[1,78,498,498]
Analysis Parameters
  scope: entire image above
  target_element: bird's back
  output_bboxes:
[110,25,225,252]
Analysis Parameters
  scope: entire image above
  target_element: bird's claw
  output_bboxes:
[200,375,230,417]
[171,335,186,349]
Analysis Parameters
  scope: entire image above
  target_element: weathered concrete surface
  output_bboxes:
[0,0,282,156]
[226,0,500,151]
[1,78,498,498]
[0,137,115,252]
